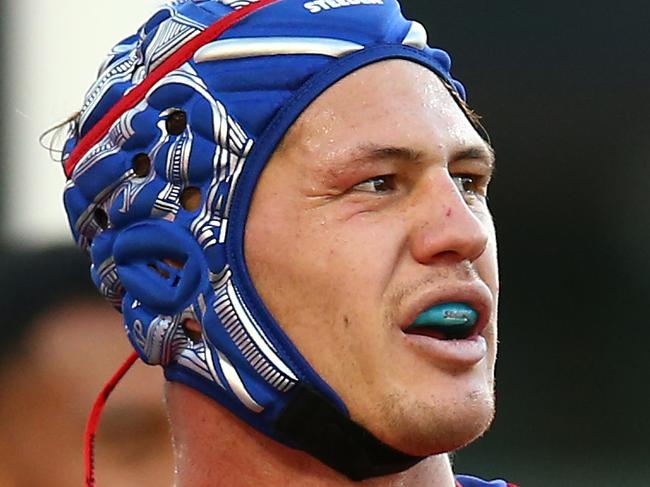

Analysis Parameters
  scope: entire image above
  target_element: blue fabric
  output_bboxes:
[456,475,511,487]
[62,0,474,462]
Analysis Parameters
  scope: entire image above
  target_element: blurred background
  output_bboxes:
[400,2,650,486]
[1,3,171,485]
[1,0,648,486]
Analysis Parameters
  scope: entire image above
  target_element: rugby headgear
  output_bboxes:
[62,0,471,480]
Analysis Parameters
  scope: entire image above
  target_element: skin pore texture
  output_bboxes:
[167,59,499,487]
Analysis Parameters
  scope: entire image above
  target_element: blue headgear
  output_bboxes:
[62,0,471,480]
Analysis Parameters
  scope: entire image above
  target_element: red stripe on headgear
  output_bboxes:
[64,0,279,179]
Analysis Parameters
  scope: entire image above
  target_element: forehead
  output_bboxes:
[281,59,485,158]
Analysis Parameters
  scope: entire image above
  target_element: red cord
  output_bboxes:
[83,351,139,487]
[64,0,279,178]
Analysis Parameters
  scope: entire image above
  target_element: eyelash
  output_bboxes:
[352,175,395,194]
[451,174,479,194]
[452,174,485,197]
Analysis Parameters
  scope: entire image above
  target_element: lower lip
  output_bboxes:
[402,332,488,367]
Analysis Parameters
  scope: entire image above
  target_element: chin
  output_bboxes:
[373,387,496,458]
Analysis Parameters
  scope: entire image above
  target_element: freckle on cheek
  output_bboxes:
[445,207,452,217]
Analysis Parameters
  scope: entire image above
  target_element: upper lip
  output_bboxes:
[397,280,493,337]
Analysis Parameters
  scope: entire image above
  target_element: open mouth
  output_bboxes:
[404,302,479,341]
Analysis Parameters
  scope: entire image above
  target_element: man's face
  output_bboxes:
[245,60,498,456]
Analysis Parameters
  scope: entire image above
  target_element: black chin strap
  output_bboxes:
[274,385,425,481]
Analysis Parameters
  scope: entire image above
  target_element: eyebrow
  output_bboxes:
[347,143,496,170]
[348,144,424,165]
[451,145,496,171]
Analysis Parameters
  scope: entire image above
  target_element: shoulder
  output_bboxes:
[455,474,519,487]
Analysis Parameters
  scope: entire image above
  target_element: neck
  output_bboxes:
[166,383,456,487]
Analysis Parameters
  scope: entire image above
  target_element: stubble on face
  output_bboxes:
[366,266,497,454]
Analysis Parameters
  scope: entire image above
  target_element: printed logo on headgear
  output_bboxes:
[303,0,384,15]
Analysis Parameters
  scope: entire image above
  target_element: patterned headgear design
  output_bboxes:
[62,0,470,480]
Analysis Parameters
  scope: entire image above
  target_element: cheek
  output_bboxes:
[245,204,350,345]
[244,205,401,373]
[475,211,498,290]
[332,212,409,292]
[480,239,498,293]
[476,218,498,372]
[247,201,400,297]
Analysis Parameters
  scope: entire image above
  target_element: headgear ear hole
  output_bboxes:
[164,258,185,269]
[180,187,201,211]
[132,153,151,177]
[94,207,109,229]
[181,319,202,344]
[147,258,186,287]
[148,262,171,279]
[113,220,207,316]
[166,109,187,135]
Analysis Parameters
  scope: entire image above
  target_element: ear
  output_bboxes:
[113,219,208,316]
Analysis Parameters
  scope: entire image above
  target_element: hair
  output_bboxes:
[39,112,80,163]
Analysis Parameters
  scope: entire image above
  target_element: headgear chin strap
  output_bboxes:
[63,0,472,480]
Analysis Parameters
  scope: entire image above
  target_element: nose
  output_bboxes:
[409,172,490,265]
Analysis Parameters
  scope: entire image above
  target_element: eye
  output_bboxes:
[352,175,395,194]
[452,174,486,199]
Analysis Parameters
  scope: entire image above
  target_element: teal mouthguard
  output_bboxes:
[407,302,478,334]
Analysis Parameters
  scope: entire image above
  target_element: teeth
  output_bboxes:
[406,302,478,339]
